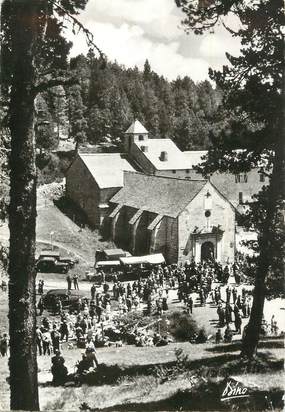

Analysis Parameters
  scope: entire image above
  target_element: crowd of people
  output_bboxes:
[0,257,282,385]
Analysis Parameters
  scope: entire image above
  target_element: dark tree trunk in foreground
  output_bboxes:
[7,1,39,409]
[241,138,284,358]
[241,61,285,358]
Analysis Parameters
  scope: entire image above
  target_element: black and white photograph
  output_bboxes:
[0,0,284,410]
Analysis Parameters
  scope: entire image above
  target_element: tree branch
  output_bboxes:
[32,77,78,96]
[50,0,106,61]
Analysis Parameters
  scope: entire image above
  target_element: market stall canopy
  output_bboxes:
[95,260,121,268]
[120,253,165,266]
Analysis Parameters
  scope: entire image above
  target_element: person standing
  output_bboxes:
[37,296,44,316]
[42,330,51,355]
[51,325,60,353]
[234,311,242,334]
[73,274,79,290]
[225,303,233,324]
[36,326,43,356]
[226,286,231,303]
[66,274,72,291]
[187,296,193,314]
[91,284,96,300]
[60,320,69,342]
[232,287,237,304]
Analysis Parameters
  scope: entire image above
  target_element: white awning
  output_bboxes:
[95,260,121,268]
[120,253,165,266]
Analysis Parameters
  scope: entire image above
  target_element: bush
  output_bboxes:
[168,312,199,341]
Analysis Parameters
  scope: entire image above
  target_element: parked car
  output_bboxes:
[37,250,60,260]
[119,253,165,281]
[58,256,79,268]
[42,289,88,310]
[86,260,122,283]
[36,256,69,274]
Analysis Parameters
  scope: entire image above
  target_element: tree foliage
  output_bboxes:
[68,56,221,149]
[0,0,101,409]
[176,0,285,358]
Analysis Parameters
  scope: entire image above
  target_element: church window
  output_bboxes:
[235,174,241,183]
[172,170,176,174]
[260,173,265,182]
[186,169,190,173]
[235,174,248,183]
[138,135,144,141]
[239,192,243,204]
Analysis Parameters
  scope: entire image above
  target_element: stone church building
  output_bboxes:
[65,120,267,264]
[109,171,235,264]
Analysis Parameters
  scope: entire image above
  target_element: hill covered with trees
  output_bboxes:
[38,54,222,153]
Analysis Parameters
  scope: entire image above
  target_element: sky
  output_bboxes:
[67,0,242,83]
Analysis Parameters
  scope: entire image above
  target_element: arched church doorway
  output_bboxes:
[201,241,215,261]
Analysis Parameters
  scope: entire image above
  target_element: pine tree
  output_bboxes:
[177,0,285,358]
[143,59,152,82]
[0,0,100,408]
[67,84,87,150]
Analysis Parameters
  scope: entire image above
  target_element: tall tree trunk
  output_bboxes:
[241,42,285,357]
[7,1,39,409]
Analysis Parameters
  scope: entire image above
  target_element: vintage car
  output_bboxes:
[119,253,165,281]
[42,289,88,310]
[36,256,69,274]
[86,260,122,283]
[58,256,79,268]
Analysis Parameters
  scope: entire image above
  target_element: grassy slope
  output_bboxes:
[36,203,114,266]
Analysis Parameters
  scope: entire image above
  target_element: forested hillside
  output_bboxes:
[0,54,223,216]
[37,54,222,152]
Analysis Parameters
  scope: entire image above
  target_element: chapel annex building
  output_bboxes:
[65,120,268,264]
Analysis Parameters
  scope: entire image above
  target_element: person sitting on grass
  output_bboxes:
[51,350,68,386]
[215,329,222,344]
[224,324,233,343]
[195,328,207,344]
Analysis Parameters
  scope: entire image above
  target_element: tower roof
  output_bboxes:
[125,120,148,134]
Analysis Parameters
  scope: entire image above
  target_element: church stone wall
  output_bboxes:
[66,156,121,228]
[178,182,235,264]
[66,157,101,227]
[150,216,178,264]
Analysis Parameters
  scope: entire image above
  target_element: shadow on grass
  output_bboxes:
[41,348,283,389]
[88,384,284,411]
[206,338,284,354]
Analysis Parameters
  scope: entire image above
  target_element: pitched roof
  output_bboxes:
[125,120,148,135]
[78,153,134,189]
[135,138,191,170]
[183,150,208,168]
[110,171,207,218]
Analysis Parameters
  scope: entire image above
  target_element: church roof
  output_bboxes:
[136,138,191,170]
[183,150,208,169]
[110,171,207,218]
[125,120,148,134]
[78,153,134,189]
